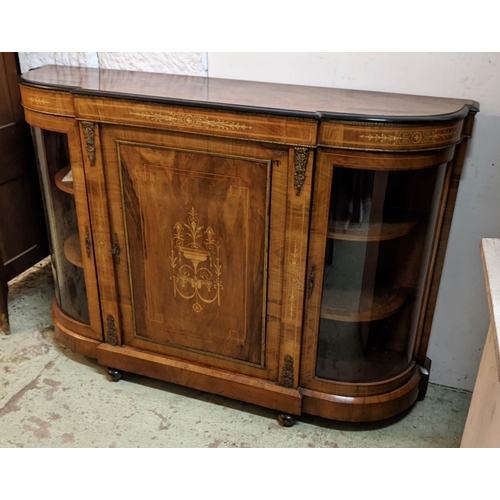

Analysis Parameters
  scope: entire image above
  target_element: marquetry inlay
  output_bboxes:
[129,110,252,131]
[169,207,223,313]
[28,96,50,106]
[359,127,457,146]
[288,241,300,320]
[319,120,464,150]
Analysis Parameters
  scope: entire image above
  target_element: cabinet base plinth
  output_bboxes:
[301,369,421,422]
[54,315,302,415]
[54,304,421,423]
[96,343,302,415]
[53,314,99,359]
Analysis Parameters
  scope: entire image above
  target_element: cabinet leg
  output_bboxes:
[277,413,297,427]
[108,367,124,382]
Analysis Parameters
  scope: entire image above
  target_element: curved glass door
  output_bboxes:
[315,163,446,383]
[32,127,90,324]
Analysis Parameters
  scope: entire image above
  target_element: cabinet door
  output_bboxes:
[27,113,102,340]
[98,125,301,380]
[301,147,453,395]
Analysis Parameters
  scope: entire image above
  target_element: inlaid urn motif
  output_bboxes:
[169,207,223,313]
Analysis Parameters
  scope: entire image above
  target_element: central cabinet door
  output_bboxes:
[101,125,288,379]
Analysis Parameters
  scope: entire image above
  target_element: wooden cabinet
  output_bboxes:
[0,53,48,334]
[19,65,478,424]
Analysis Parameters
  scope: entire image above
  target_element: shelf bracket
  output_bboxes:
[294,147,308,196]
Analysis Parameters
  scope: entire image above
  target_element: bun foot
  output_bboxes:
[278,413,297,427]
[108,367,124,382]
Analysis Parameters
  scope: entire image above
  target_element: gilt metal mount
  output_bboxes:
[81,121,96,166]
[106,314,118,346]
[294,147,308,196]
[110,233,121,264]
[280,355,294,388]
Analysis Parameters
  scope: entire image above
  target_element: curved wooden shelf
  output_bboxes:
[321,285,411,322]
[54,166,74,195]
[327,214,418,242]
[63,233,83,268]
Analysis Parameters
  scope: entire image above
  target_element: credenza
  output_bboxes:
[19,65,478,424]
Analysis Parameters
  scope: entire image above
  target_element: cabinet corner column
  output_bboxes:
[78,120,123,347]
[279,147,315,389]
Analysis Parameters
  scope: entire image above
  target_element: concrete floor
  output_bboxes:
[0,259,472,447]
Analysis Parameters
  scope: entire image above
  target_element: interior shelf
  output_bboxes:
[316,347,409,383]
[54,166,74,195]
[327,212,418,242]
[63,233,83,268]
[320,285,412,322]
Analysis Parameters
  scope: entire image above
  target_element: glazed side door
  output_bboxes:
[95,123,311,382]
[23,111,103,340]
[300,146,455,398]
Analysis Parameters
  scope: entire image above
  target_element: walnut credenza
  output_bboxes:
[19,65,478,424]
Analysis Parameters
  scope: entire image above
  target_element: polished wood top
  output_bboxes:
[20,65,478,123]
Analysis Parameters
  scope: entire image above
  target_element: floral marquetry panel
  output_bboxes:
[115,140,270,366]
[319,120,464,152]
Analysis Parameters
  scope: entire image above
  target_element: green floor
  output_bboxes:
[0,260,472,447]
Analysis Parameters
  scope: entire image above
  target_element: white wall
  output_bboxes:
[18,52,207,76]
[18,52,500,391]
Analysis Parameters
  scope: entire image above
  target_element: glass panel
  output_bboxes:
[32,127,90,323]
[316,164,446,383]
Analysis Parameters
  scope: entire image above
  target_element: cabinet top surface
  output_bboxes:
[20,65,478,123]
